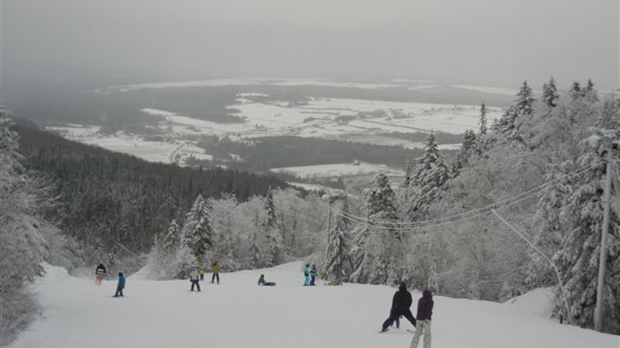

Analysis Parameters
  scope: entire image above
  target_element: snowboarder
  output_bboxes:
[258,274,276,286]
[309,264,318,286]
[95,263,107,285]
[113,272,125,297]
[189,268,201,292]
[380,282,416,332]
[211,261,221,284]
[303,264,311,286]
[198,267,206,281]
[409,289,434,348]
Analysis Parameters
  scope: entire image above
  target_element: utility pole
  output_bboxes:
[594,135,615,332]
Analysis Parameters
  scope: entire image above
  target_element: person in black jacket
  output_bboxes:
[409,289,434,348]
[380,282,417,332]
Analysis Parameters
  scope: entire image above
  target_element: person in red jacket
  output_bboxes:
[409,289,434,348]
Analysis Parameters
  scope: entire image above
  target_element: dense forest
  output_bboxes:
[15,125,290,259]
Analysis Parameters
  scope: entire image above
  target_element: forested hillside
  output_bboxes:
[15,125,290,259]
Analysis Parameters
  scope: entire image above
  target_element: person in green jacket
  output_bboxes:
[211,261,221,284]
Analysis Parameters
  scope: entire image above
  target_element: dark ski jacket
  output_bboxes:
[391,282,413,311]
[117,273,126,288]
[95,264,107,275]
[416,290,434,320]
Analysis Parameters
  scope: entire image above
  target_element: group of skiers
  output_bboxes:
[302,264,318,286]
[95,262,434,347]
[381,281,434,348]
[94,263,125,298]
[187,261,222,292]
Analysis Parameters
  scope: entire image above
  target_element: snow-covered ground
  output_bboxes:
[10,263,618,348]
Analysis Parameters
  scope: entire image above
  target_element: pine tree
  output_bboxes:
[515,80,536,116]
[479,103,488,135]
[552,137,620,332]
[322,198,352,282]
[494,106,519,138]
[408,134,450,221]
[542,76,559,108]
[452,129,477,175]
[351,173,402,284]
[180,194,214,266]
[581,78,599,102]
[262,189,283,267]
[598,98,620,133]
[569,81,581,100]
[403,159,412,188]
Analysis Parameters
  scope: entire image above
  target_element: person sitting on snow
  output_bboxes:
[258,274,276,286]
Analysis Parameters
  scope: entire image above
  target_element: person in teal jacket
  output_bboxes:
[113,272,126,297]
[303,264,311,286]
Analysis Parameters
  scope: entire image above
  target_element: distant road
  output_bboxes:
[169,142,185,164]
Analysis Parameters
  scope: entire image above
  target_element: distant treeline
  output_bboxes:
[16,125,289,254]
[196,135,430,172]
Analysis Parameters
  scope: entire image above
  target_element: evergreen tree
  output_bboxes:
[180,194,214,266]
[569,81,582,100]
[452,129,477,175]
[598,98,620,133]
[552,136,620,332]
[515,80,536,116]
[542,76,559,108]
[351,173,402,284]
[408,134,450,221]
[581,78,599,102]
[262,189,283,266]
[322,198,352,281]
[403,159,412,188]
[479,103,488,135]
[494,106,519,138]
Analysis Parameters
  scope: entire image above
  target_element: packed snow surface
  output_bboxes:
[10,263,619,348]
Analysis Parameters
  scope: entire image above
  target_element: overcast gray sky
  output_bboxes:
[3,0,619,89]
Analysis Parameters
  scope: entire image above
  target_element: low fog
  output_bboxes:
[2,0,619,89]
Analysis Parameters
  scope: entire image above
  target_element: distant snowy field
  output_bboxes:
[10,263,618,348]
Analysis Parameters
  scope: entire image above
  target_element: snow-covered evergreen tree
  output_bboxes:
[515,80,536,116]
[569,81,581,100]
[542,76,559,109]
[479,103,488,135]
[598,98,620,132]
[351,173,403,284]
[322,198,352,281]
[452,129,477,175]
[407,134,450,221]
[180,194,214,266]
[552,135,620,332]
[146,219,183,280]
[210,195,240,271]
[262,189,284,267]
[581,78,599,103]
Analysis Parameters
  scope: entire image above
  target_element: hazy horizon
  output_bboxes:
[2,0,619,92]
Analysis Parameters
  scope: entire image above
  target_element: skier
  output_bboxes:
[113,272,125,297]
[309,264,318,286]
[95,263,107,285]
[303,264,311,286]
[198,267,206,281]
[189,267,201,292]
[409,289,434,348]
[211,261,221,284]
[258,274,276,286]
[380,282,417,332]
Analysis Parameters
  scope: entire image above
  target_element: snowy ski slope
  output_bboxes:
[9,263,618,348]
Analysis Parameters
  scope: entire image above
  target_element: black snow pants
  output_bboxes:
[190,279,201,291]
[382,307,416,329]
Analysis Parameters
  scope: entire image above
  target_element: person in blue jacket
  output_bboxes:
[113,272,126,297]
[303,264,311,286]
